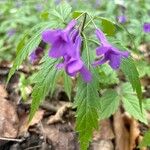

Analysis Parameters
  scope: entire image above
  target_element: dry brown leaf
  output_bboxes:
[0,98,19,138]
[113,109,130,150]
[91,140,114,150]
[129,117,140,150]
[93,119,115,141]
[18,109,44,136]
[43,123,79,150]
[47,102,72,125]
[0,84,8,98]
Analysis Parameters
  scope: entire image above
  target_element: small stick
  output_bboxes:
[0,137,23,142]
[24,145,41,150]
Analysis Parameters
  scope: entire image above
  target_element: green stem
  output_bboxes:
[79,13,87,33]
[80,13,87,53]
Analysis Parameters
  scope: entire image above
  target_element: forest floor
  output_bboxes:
[0,43,150,150]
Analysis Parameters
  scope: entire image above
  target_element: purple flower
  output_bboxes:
[42,20,77,58]
[116,15,127,24]
[42,20,92,82]
[93,29,129,69]
[29,47,44,63]
[143,23,150,33]
[7,29,16,37]
[57,35,92,82]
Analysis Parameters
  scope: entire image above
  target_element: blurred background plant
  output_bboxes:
[0,0,149,74]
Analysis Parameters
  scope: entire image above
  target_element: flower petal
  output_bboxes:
[112,47,130,58]
[92,57,108,67]
[109,54,121,69]
[66,58,83,75]
[80,65,92,83]
[143,23,150,33]
[95,29,109,45]
[65,20,77,32]
[56,63,65,69]
[42,29,61,44]
[49,40,68,58]
[96,46,109,55]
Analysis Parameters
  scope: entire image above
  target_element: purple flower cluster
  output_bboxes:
[30,20,129,83]
[143,23,150,33]
[42,20,92,82]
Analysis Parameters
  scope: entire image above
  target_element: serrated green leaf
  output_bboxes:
[139,130,150,147]
[29,58,60,121]
[121,83,147,124]
[98,64,119,86]
[7,22,56,84]
[74,34,100,150]
[100,90,120,120]
[64,72,72,100]
[136,60,150,77]
[74,77,100,150]
[57,1,72,21]
[121,57,142,108]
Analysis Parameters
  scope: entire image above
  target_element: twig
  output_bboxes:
[24,145,41,150]
[0,137,23,142]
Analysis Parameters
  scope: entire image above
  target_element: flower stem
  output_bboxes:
[80,13,87,33]
[79,13,87,53]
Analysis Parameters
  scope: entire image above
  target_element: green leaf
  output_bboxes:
[74,77,100,150]
[139,130,150,147]
[29,58,60,121]
[40,11,49,20]
[57,1,72,21]
[74,34,100,150]
[7,22,55,84]
[100,90,120,120]
[143,98,150,110]
[121,57,142,108]
[136,60,150,77]
[63,72,72,100]
[72,11,83,19]
[121,83,147,124]
[100,17,116,36]
[98,64,119,86]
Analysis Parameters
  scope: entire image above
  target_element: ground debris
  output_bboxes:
[0,97,19,144]
[47,102,72,125]
[18,109,45,137]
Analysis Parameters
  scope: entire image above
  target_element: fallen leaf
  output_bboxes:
[93,119,115,141]
[91,140,114,150]
[129,117,140,150]
[0,98,19,138]
[43,123,79,150]
[0,84,8,98]
[113,109,130,150]
[18,109,45,136]
[47,102,72,125]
